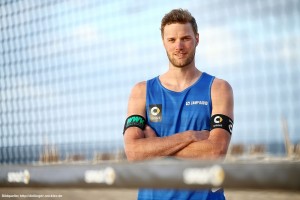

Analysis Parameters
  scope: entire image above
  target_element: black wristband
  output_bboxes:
[123,115,146,135]
[210,114,233,135]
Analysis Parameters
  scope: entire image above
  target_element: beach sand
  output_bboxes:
[1,188,300,200]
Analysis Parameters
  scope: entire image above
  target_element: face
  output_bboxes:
[162,23,199,68]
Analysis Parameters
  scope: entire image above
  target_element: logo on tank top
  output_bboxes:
[149,104,162,122]
[185,100,208,106]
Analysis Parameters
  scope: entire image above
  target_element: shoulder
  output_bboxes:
[129,81,147,103]
[131,76,159,96]
[133,81,146,90]
[211,78,233,101]
[131,81,146,96]
[211,78,232,93]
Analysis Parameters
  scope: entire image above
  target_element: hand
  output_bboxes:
[143,125,157,138]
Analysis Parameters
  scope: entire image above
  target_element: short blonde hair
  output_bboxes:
[160,9,198,37]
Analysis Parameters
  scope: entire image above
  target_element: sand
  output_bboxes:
[1,188,300,200]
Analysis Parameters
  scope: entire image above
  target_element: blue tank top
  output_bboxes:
[138,72,225,200]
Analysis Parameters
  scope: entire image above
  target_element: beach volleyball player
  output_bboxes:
[123,8,234,200]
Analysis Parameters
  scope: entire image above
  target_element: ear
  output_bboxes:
[195,33,199,46]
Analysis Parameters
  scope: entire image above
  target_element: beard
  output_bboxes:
[166,47,196,68]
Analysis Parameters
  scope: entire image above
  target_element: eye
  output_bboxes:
[168,38,175,43]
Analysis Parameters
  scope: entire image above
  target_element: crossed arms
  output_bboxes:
[123,78,234,161]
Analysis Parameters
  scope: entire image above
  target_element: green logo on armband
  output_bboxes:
[123,115,146,134]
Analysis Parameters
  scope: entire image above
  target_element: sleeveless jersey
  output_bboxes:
[138,72,225,200]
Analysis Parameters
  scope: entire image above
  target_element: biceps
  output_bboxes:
[211,80,234,119]
[127,82,146,117]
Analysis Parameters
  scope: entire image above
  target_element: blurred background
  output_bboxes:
[1,0,300,164]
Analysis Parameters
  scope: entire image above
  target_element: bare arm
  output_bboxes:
[123,82,208,161]
[173,78,234,159]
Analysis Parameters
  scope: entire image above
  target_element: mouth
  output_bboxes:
[174,52,187,58]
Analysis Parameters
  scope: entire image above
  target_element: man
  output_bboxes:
[123,8,234,200]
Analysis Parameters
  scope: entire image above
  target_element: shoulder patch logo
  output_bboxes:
[149,104,162,122]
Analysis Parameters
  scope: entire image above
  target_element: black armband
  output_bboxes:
[123,115,146,134]
[210,114,233,135]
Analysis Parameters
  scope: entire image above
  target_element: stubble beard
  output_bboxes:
[166,48,196,68]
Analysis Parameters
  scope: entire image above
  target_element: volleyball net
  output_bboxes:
[1,0,300,191]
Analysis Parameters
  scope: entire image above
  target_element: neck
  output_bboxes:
[160,65,202,92]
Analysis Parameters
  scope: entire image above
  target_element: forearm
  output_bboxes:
[173,134,230,159]
[125,131,194,161]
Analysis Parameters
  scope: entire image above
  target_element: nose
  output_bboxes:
[175,40,184,50]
